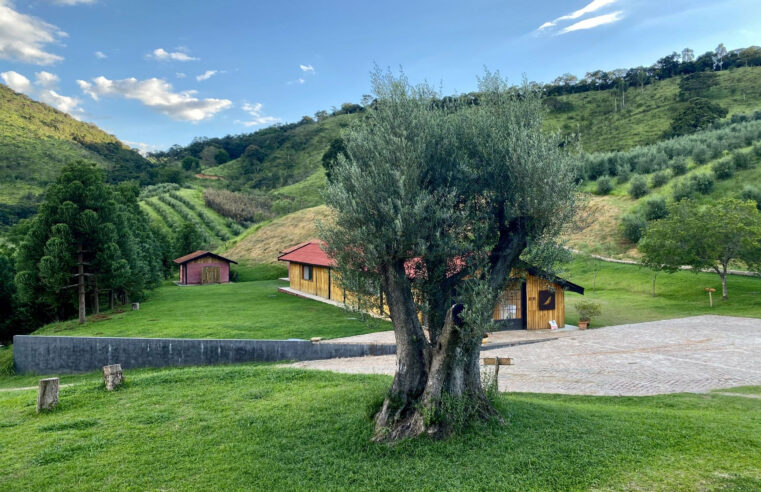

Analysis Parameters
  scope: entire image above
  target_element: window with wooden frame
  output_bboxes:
[497,287,521,320]
[302,265,313,281]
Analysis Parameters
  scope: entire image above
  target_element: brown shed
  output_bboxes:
[174,250,238,285]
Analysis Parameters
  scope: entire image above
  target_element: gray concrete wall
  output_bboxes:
[12,335,396,374]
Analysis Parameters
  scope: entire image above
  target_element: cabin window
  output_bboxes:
[303,265,313,281]
[497,287,521,320]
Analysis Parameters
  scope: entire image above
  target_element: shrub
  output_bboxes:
[690,173,715,195]
[712,158,735,180]
[669,157,688,176]
[628,175,649,199]
[753,143,761,158]
[691,144,710,164]
[732,151,753,170]
[596,176,613,195]
[672,179,695,202]
[651,170,671,188]
[740,185,761,210]
[620,213,647,243]
[616,165,631,184]
[642,196,669,221]
[574,300,602,322]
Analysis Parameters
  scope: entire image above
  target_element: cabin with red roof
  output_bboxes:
[174,250,238,285]
[278,240,584,330]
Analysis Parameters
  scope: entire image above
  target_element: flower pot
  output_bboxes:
[578,320,589,330]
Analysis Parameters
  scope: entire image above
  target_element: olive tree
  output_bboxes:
[321,70,578,441]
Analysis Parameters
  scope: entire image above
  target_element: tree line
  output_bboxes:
[0,161,188,343]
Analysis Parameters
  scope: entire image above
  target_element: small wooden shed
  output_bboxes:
[174,250,237,285]
[278,240,584,330]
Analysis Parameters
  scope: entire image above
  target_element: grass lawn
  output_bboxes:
[0,364,759,490]
[564,258,761,327]
[33,279,389,340]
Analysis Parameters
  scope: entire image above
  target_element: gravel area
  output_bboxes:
[292,315,761,396]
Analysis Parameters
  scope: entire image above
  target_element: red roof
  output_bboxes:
[277,240,336,267]
[173,250,238,265]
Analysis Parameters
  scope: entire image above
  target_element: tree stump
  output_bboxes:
[102,364,124,391]
[131,302,140,311]
[36,378,59,413]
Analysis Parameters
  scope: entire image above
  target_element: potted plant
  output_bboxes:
[574,300,601,330]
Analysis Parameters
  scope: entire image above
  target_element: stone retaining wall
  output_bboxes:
[12,335,397,374]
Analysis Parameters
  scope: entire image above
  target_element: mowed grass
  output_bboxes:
[0,364,759,491]
[33,278,389,340]
[564,258,761,327]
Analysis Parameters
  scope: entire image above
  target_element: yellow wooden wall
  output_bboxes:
[288,263,331,298]
[524,275,565,330]
[287,263,566,330]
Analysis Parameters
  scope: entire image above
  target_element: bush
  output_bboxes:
[690,173,715,195]
[621,213,647,243]
[651,170,671,188]
[628,175,649,199]
[616,166,631,184]
[596,176,613,195]
[691,144,710,164]
[712,158,735,180]
[740,185,761,210]
[669,157,688,176]
[672,179,695,202]
[574,300,602,322]
[753,143,761,158]
[732,151,753,170]
[642,196,669,221]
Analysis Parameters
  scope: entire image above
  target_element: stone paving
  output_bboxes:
[292,315,761,396]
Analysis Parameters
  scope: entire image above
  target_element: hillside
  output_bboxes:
[546,66,761,152]
[158,65,761,228]
[0,84,152,226]
[224,205,328,264]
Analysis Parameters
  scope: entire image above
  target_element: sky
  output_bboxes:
[1,0,760,153]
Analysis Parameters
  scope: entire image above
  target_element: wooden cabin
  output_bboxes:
[174,250,237,285]
[278,240,584,330]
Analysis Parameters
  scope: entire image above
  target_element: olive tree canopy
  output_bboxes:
[321,70,578,441]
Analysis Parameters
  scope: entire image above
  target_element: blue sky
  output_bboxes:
[1,0,760,152]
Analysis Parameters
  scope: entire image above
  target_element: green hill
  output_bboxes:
[158,65,761,227]
[0,84,152,226]
[546,66,761,152]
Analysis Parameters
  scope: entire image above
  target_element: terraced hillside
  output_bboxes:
[139,186,243,247]
[569,116,761,258]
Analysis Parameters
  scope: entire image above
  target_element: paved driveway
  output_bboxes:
[292,316,761,396]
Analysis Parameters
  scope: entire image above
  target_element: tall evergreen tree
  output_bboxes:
[15,161,162,324]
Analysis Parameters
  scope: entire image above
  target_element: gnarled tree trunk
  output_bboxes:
[373,266,505,442]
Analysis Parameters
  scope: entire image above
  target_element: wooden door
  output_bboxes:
[202,266,221,284]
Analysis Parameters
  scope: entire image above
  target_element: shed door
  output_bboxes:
[201,266,221,284]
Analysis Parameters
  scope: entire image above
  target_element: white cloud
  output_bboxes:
[559,11,624,34]
[2,69,82,115]
[35,70,59,88]
[39,89,82,115]
[123,140,161,156]
[287,77,305,85]
[0,0,66,65]
[176,72,186,79]
[538,0,617,31]
[77,76,232,122]
[1,70,33,94]
[196,70,217,81]
[237,102,279,127]
[146,48,199,62]
[299,64,315,73]
[94,50,107,59]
